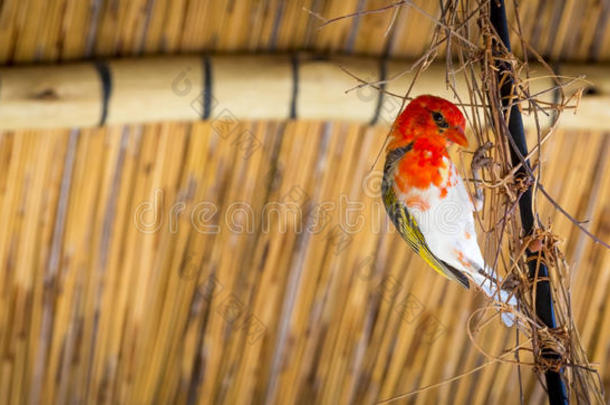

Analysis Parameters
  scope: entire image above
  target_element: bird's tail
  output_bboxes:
[470,270,517,327]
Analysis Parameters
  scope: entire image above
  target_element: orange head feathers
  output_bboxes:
[388,95,468,192]
[388,95,467,151]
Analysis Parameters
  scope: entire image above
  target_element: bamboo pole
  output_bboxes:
[0,54,605,130]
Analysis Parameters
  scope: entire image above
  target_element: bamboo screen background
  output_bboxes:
[0,1,609,404]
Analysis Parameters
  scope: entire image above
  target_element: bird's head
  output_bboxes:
[389,95,467,150]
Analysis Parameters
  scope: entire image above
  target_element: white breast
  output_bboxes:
[395,157,485,275]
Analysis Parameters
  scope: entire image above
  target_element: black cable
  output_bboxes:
[488,2,568,404]
[370,56,387,126]
[203,56,212,120]
[290,53,299,119]
[94,61,112,126]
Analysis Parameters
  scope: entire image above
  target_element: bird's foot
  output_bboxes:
[471,141,494,171]
[501,272,520,292]
[471,141,494,211]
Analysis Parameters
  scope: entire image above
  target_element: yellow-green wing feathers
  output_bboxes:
[382,145,470,289]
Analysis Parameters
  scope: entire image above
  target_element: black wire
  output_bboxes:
[203,56,212,120]
[488,2,568,404]
[290,53,299,119]
[369,56,387,125]
[95,61,112,126]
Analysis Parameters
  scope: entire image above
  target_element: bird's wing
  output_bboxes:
[382,145,470,289]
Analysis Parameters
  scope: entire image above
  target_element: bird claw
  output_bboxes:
[470,142,493,211]
[472,141,494,170]
[501,273,520,291]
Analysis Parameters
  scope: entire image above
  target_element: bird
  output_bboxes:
[381,94,516,326]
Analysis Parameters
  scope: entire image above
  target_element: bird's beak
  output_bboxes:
[446,126,468,147]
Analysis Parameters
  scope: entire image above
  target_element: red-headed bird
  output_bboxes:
[381,95,516,326]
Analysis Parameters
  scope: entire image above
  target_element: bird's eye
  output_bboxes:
[432,112,449,128]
